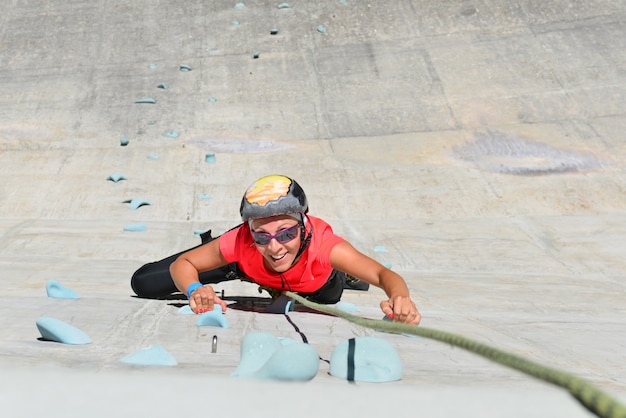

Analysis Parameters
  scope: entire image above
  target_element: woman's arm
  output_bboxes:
[170,238,229,313]
[329,241,421,325]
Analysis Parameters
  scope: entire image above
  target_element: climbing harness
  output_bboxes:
[285,291,626,418]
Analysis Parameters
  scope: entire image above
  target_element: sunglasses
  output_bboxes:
[250,223,300,245]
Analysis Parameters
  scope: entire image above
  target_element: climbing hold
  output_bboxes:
[36,317,91,345]
[265,294,294,314]
[277,3,290,8]
[232,19,240,26]
[148,63,157,69]
[196,304,228,328]
[120,344,177,366]
[179,64,192,72]
[205,152,216,163]
[45,280,80,299]
[123,224,147,232]
[232,332,318,380]
[107,174,127,183]
[329,336,402,382]
[270,28,279,35]
[317,25,326,33]
[146,153,160,160]
[162,131,179,139]
[135,97,156,104]
[252,51,260,59]
[147,120,156,125]
[120,137,129,146]
[157,83,169,89]
[194,229,209,237]
[334,301,359,312]
[234,2,245,8]
[208,96,217,103]
[197,193,212,200]
[373,245,388,253]
[177,305,194,315]
[122,198,152,210]
[382,262,392,269]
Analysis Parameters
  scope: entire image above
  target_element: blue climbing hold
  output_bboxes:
[146,153,160,160]
[373,245,388,253]
[107,174,127,183]
[157,83,169,89]
[177,305,194,315]
[45,280,79,299]
[120,344,177,366]
[196,304,228,328]
[120,137,129,146]
[334,301,359,312]
[123,224,147,232]
[234,2,245,8]
[197,193,212,200]
[232,332,318,380]
[317,25,327,33]
[148,63,157,69]
[135,97,156,104]
[36,317,91,345]
[208,96,217,103]
[179,64,192,72]
[205,153,216,163]
[162,131,179,139]
[278,3,290,8]
[123,198,152,210]
[329,336,402,382]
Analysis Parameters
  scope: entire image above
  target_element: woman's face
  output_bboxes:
[250,215,301,273]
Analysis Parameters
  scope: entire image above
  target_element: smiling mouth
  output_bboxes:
[271,254,287,261]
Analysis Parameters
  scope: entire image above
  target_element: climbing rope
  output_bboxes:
[285,291,626,418]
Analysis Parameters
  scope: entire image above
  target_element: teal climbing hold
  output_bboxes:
[317,25,327,33]
[45,280,80,299]
[179,64,192,72]
[270,28,279,35]
[135,97,156,104]
[120,137,129,146]
[148,63,157,69]
[177,305,194,315]
[197,193,212,200]
[232,20,240,26]
[36,317,91,345]
[205,152,216,163]
[120,344,177,366]
[162,131,179,139]
[208,96,217,103]
[157,83,169,89]
[382,261,392,269]
[123,224,147,232]
[107,174,127,183]
[146,153,160,160]
[329,336,402,382]
[278,3,290,8]
[373,245,388,253]
[196,304,228,328]
[252,51,260,59]
[123,198,152,210]
[232,332,318,380]
[334,301,359,312]
[234,2,245,8]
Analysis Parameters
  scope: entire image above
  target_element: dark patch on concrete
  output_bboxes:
[454,130,606,175]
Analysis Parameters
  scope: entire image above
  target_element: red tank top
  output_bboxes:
[219,216,345,292]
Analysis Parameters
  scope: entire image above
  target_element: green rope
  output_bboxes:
[284,291,626,418]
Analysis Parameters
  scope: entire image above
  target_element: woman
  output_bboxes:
[132,174,421,324]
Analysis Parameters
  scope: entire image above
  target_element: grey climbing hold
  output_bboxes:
[157,83,169,89]
[205,152,216,163]
[36,317,92,345]
[373,245,388,253]
[232,332,318,380]
[179,64,192,72]
[162,131,179,139]
[317,25,326,33]
[196,304,228,328]
[45,280,80,299]
[120,344,177,366]
[122,198,152,210]
[329,336,402,382]
[135,97,156,104]
[120,137,129,146]
[123,224,147,232]
[277,3,290,8]
[107,174,127,183]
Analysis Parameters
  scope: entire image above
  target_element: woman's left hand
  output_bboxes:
[380,296,421,325]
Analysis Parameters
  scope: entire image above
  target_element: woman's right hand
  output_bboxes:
[189,284,227,314]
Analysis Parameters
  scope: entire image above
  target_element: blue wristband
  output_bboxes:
[186,282,203,299]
